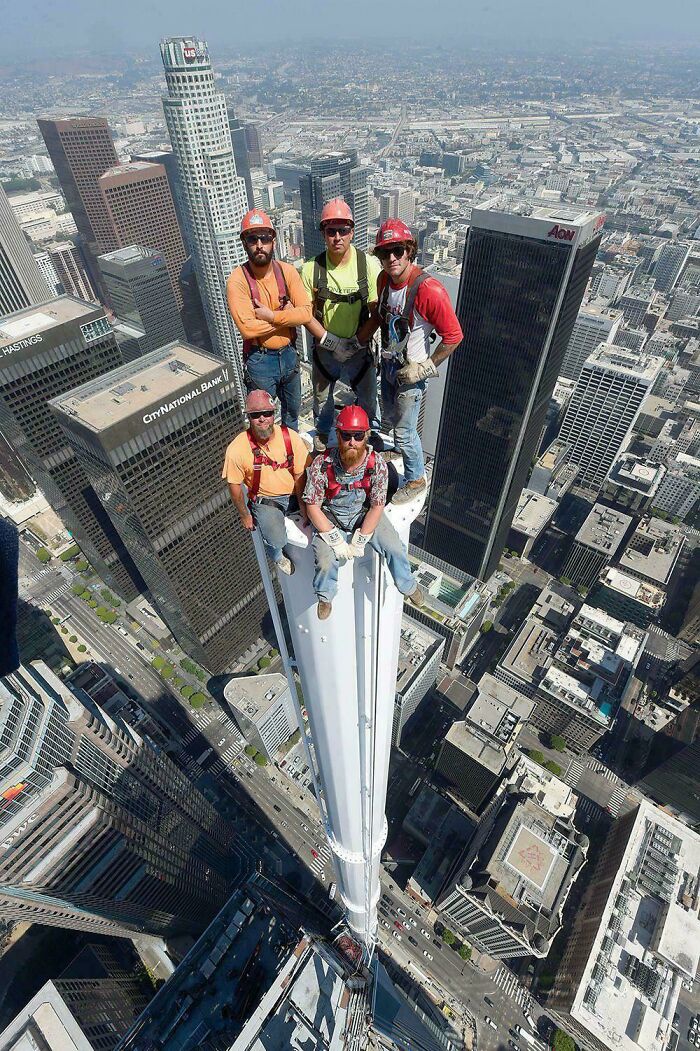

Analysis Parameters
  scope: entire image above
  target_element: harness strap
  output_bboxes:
[241,261,297,360]
[312,249,371,326]
[246,425,294,504]
[323,449,376,502]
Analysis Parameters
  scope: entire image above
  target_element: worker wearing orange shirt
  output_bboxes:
[227,209,312,430]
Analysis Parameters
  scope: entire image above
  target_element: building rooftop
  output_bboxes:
[50,343,227,432]
[0,296,98,348]
[497,618,558,690]
[532,585,576,630]
[575,503,633,554]
[585,344,663,382]
[397,618,444,698]
[568,802,700,1051]
[510,489,558,538]
[473,195,600,226]
[607,453,666,496]
[0,981,94,1051]
[100,161,162,179]
[538,667,609,727]
[618,515,685,588]
[443,678,533,777]
[98,244,162,266]
[224,673,289,722]
[598,566,666,610]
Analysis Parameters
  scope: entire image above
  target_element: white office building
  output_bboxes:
[559,305,622,382]
[558,346,663,490]
[224,673,298,761]
[0,185,50,317]
[160,37,248,395]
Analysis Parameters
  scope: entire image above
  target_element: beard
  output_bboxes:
[339,443,367,469]
[246,243,274,267]
[251,420,274,442]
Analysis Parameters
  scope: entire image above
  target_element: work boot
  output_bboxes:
[404,586,425,609]
[275,555,295,576]
[392,477,427,504]
[317,600,332,620]
[313,432,329,453]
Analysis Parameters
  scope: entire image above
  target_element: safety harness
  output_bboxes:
[377,266,430,361]
[241,261,296,360]
[246,426,294,504]
[312,249,372,389]
[322,449,376,502]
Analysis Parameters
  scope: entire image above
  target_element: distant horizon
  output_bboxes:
[3,0,700,63]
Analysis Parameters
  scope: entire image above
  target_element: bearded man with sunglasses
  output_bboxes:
[303,405,424,620]
[223,390,310,576]
[301,199,382,452]
[227,209,312,430]
[368,219,463,503]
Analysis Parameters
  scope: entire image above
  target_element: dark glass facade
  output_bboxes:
[51,347,268,674]
[0,301,144,599]
[424,228,600,580]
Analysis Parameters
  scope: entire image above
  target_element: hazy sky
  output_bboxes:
[5,0,700,56]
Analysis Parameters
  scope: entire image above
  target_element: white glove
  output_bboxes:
[320,331,351,359]
[319,527,354,561]
[347,336,370,356]
[397,358,439,384]
[349,529,373,558]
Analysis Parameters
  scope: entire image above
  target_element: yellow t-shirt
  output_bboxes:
[301,247,381,338]
[221,426,310,497]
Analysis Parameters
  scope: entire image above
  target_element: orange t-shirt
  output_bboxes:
[222,425,310,497]
[226,261,312,350]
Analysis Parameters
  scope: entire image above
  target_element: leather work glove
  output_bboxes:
[396,358,439,385]
[349,529,374,558]
[319,527,354,561]
[320,330,351,359]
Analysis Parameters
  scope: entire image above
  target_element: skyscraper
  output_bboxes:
[97,245,186,363]
[0,296,143,600]
[46,240,97,302]
[160,37,248,392]
[97,161,187,310]
[424,199,604,580]
[37,117,118,282]
[51,342,268,673]
[0,661,242,937]
[0,184,50,316]
[227,109,254,209]
[559,304,622,382]
[558,346,662,491]
[244,121,263,168]
[379,188,415,225]
[300,151,370,256]
[653,241,692,293]
[131,148,190,250]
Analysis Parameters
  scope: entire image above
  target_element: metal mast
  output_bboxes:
[252,493,423,954]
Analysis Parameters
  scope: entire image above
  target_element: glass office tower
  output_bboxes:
[424,199,604,580]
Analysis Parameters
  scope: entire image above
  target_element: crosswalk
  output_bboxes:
[44,581,71,604]
[586,760,619,782]
[566,759,583,788]
[311,843,331,878]
[608,786,627,817]
[576,796,607,823]
[209,741,244,778]
[492,966,537,1010]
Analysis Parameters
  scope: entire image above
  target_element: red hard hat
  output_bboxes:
[336,405,369,431]
[375,219,414,250]
[241,209,274,235]
[245,389,275,414]
[320,198,354,228]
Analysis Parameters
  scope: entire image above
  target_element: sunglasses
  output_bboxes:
[249,410,275,420]
[376,245,407,261]
[338,430,367,442]
[243,233,274,245]
[324,225,353,237]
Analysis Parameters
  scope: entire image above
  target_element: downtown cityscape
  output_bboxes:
[0,13,699,1051]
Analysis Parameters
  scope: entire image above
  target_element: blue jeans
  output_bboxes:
[311,515,416,603]
[312,344,380,435]
[245,345,301,431]
[381,363,425,483]
[252,496,290,563]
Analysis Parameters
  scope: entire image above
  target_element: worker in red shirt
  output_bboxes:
[362,219,463,503]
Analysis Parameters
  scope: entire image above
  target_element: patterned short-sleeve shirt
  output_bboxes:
[303,449,388,507]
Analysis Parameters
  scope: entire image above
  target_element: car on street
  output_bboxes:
[484,997,494,1007]
[409,918,417,927]
[402,921,411,931]
[420,928,430,938]
[394,921,403,930]
[301,823,309,832]
[423,951,433,960]
[484,1017,498,1031]
[311,849,318,859]
[397,908,406,917]
[392,931,402,941]
[508,1041,520,1050]
[218,738,226,746]
[408,936,418,946]
[281,821,288,828]
[273,804,281,812]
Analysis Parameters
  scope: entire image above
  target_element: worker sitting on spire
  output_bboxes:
[227,209,312,431]
[222,390,310,576]
[367,219,463,503]
[303,405,424,620]
[302,198,382,452]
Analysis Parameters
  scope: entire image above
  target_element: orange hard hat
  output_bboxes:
[240,209,274,236]
[320,198,354,228]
